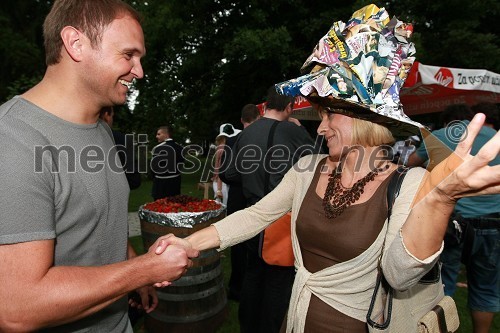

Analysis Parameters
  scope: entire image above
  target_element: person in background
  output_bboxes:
[0,1,196,331]
[151,125,185,200]
[213,133,229,204]
[407,104,474,170]
[220,105,261,301]
[99,106,141,190]
[473,102,499,130]
[392,135,420,166]
[213,123,242,205]
[407,103,500,333]
[222,86,316,333]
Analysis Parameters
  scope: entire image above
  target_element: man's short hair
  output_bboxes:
[440,104,474,127]
[471,102,499,130]
[241,104,260,123]
[158,125,172,136]
[265,86,294,112]
[43,0,141,66]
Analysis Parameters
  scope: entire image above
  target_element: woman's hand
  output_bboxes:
[150,226,222,278]
[437,113,500,200]
[413,113,500,206]
[151,234,198,257]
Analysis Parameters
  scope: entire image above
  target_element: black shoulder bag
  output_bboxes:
[366,167,459,333]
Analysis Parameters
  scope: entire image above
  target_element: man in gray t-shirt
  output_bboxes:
[0,1,196,332]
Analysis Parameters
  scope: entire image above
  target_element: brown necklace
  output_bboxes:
[322,163,389,219]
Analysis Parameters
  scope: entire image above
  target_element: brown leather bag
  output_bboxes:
[260,212,294,266]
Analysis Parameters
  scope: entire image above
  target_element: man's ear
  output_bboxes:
[60,26,84,62]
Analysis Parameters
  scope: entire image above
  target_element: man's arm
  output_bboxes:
[127,242,159,313]
[0,239,196,331]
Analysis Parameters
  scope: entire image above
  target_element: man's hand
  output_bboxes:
[150,234,199,288]
[145,243,196,287]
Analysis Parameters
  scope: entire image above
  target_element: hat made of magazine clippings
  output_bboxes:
[218,123,241,138]
[275,4,425,138]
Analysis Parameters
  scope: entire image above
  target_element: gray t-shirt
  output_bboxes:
[0,96,131,332]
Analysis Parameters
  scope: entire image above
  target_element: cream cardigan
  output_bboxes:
[213,154,442,333]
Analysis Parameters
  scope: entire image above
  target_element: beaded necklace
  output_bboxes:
[322,163,389,219]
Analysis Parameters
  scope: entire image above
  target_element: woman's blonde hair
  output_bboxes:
[215,135,227,146]
[351,117,395,147]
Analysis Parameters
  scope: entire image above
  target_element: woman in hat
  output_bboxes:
[212,134,228,204]
[212,124,242,205]
[153,5,500,333]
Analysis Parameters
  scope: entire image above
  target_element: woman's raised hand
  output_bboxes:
[438,113,500,200]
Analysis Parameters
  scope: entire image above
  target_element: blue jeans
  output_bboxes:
[441,225,500,312]
[440,241,463,296]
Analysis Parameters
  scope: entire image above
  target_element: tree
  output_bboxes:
[1,0,498,147]
[133,0,356,146]
[0,0,50,99]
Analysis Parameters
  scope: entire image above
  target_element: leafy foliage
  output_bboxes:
[1,0,499,147]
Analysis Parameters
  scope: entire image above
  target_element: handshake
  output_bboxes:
[130,223,220,314]
[146,234,199,288]
[129,226,221,314]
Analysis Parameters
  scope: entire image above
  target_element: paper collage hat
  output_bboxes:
[275,4,425,138]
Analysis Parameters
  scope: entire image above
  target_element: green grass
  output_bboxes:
[128,168,499,333]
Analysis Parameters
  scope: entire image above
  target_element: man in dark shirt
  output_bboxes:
[220,104,261,301]
[224,87,317,333]
[151,125,184,200]
[99,106,141,190]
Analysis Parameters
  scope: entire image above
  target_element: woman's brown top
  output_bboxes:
[284,157,394,333]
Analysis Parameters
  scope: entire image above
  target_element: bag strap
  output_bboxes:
[366,166,409,329]
[258,120,281,261]
[387,166,409,218]
[378,166,410,264]
[263,120,280,195]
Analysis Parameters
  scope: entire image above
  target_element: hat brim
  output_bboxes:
[306,94,424,138]
[217,129,242,138]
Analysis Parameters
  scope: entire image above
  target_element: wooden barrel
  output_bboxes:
[140,210,228,333]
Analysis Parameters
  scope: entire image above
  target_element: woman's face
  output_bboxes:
[317,110,353,160]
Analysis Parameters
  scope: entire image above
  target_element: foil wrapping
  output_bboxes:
[138,201,226,228]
